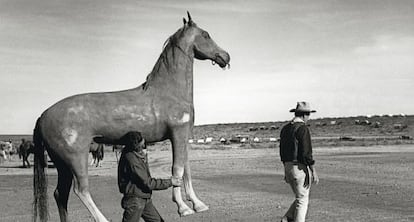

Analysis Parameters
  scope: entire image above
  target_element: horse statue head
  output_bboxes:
[167,11,230,69]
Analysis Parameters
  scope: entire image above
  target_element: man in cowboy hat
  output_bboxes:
[117,131,183,222]
[279,102,319,222]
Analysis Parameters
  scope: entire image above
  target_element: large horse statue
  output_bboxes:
[33,12,230,222]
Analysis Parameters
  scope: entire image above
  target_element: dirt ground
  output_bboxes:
[1,145,413,222]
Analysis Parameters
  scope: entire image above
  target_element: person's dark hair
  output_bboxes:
[118,131,146,150]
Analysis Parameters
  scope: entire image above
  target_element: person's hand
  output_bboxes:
[312,171,319,185]
[171,176,183,187]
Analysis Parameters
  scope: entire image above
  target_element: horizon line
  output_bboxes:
[1,113,411,136]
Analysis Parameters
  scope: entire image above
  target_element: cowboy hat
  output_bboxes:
[289,101,316,113]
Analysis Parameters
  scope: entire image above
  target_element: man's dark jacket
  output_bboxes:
[118,151,172,198]
[279,122,315,166]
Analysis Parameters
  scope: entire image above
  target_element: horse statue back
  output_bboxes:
[33,12,230,222]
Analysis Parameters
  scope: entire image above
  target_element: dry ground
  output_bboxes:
[0,145,413,222]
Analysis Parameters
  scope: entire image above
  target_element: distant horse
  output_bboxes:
[112,144,124,163]
[19,140,34,168]
[89,142,104,167]
[0,141,13,161]
[33,12,230,222]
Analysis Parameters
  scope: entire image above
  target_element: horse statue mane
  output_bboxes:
[142,34,180,91]
[143,24,195,91]
[32,11,230,222]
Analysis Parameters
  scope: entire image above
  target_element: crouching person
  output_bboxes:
[118,131,182,222]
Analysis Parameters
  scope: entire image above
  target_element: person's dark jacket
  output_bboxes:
[279,122,315,166]
[118,150,172,198]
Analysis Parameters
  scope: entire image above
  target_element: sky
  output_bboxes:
[1,0,413,134]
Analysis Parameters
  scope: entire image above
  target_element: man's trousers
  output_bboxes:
[283,162,311,222]
[121,196,164,222]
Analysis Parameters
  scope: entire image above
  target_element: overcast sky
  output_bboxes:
[1,0,413,134]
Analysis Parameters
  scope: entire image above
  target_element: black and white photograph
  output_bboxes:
[0,1,413,221]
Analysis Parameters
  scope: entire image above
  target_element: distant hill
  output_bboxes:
[191,114,414,147]
[193,114,413,139]
[1,115,412,147]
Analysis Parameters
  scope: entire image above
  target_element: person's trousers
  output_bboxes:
[121,196,164,222]
[283,162,311,222]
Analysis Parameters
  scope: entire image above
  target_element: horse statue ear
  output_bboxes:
[186,11,194,26]
[183,18,187,25]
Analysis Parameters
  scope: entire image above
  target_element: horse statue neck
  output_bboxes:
[143,35,194,102]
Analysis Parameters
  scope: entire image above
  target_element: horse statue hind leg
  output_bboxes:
[34,121,109,222]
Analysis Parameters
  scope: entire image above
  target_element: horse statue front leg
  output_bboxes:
[170,129,195,216]
[183,160,209,213]
[170,127,209,216]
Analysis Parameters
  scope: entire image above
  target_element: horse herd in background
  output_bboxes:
[190,135,279,144]
[0,139,34,167]
[1,134,271,168]
[1,116,410,168]
[0,134,277,169]
[88,143,125,167]
[0,139,124,168]
[0,140,14,162]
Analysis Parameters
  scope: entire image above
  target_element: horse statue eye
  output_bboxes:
[202,31,210,39]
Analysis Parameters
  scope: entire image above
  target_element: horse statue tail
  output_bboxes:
[33,118,48,222]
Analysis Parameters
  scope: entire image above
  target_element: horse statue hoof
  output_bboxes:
[179,208,195,217]
[194,204,209,213]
